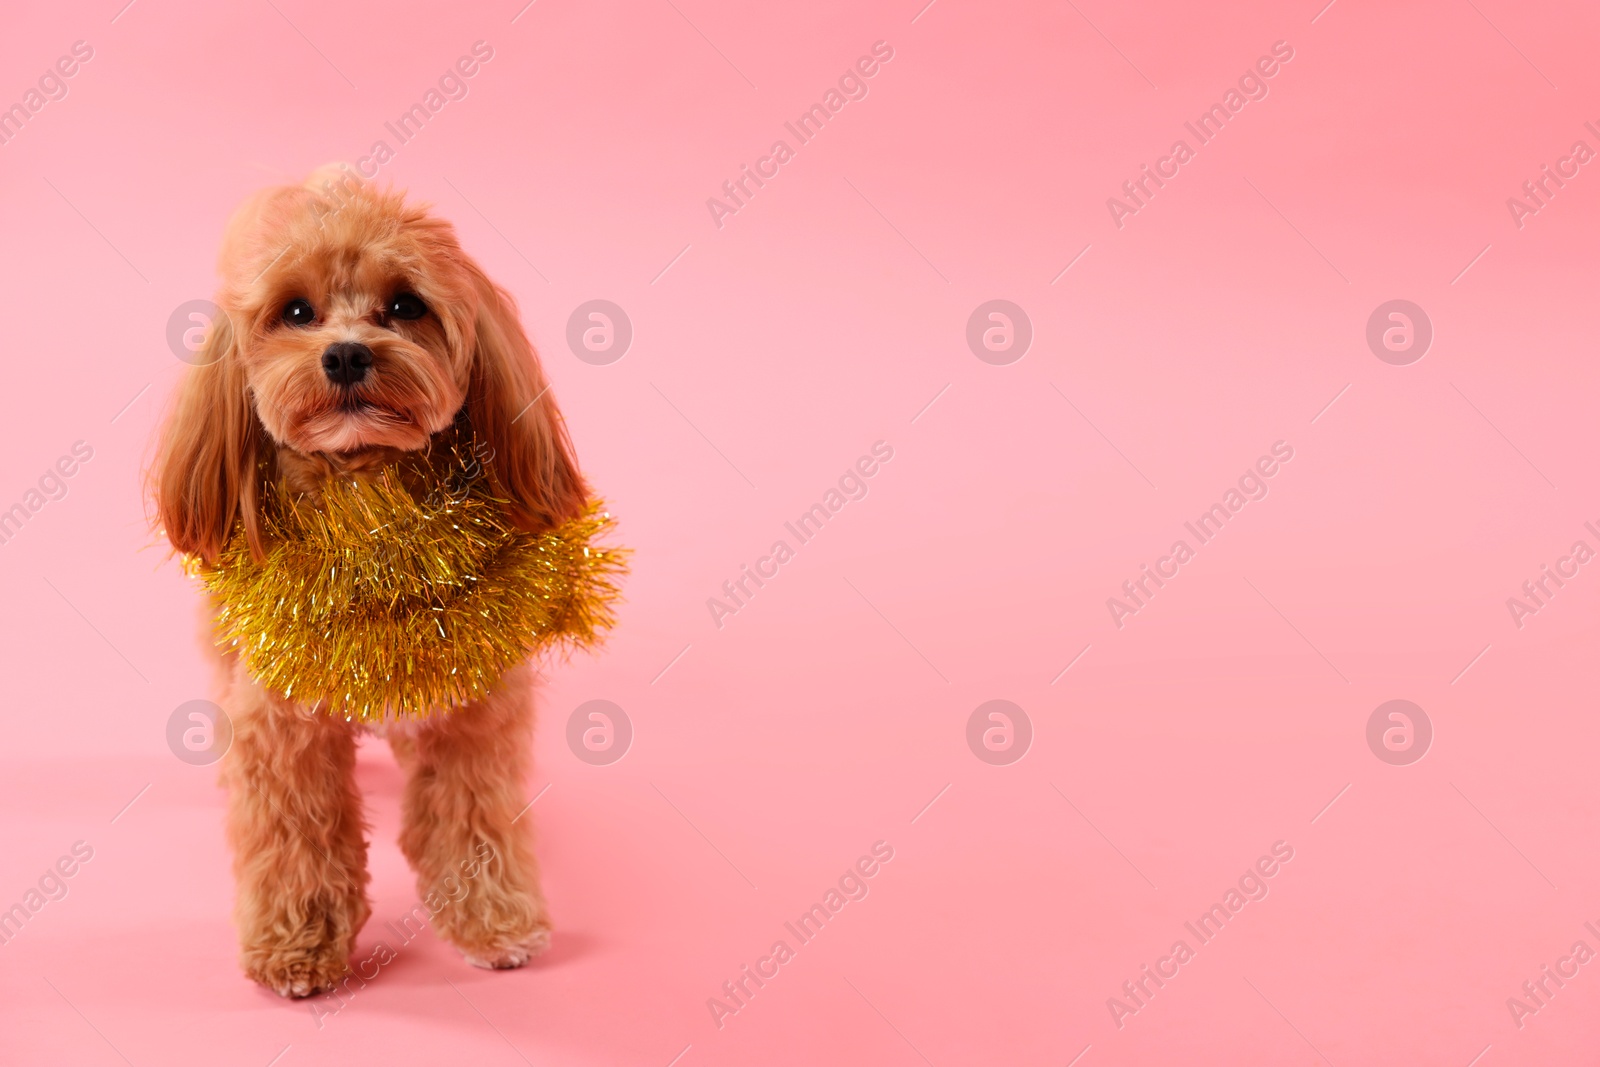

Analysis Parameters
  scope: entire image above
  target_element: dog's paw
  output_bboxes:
[244,944,352,998]
[460,924,551,970]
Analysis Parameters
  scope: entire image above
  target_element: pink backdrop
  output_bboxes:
[2,0,1598,1063]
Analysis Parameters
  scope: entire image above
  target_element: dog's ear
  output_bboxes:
[465,271,588,531]
[149,312,263,562]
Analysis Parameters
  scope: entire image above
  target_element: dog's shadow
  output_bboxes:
[383,927,596,979]
[253,930,598,1032]
[300,927,600,1038]
[333,737,591,1024]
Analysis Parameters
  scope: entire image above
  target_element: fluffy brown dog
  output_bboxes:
[151,167,586,997]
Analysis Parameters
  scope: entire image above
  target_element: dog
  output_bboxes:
[150,167,587,997]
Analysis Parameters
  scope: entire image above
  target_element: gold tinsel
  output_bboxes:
[185,437,627,722]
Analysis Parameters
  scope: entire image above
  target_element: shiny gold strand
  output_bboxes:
[185,440,627,722]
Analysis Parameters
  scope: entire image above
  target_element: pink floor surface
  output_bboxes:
[4,0,1600,1063]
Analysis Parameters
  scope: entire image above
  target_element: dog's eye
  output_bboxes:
[387,293,427,320]
[282,299,316,327]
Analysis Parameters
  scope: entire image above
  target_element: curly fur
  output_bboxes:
[150,166,580,996]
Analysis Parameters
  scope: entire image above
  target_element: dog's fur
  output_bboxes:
[151,168,586,997]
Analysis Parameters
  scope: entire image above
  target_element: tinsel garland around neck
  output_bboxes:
[186,436,627,722]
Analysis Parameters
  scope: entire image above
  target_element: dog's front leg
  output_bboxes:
[221,668,371,997]
[395,665,551,969]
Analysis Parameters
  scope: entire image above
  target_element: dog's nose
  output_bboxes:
[321,342,373,386]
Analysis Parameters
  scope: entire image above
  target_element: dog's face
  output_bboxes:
[226,179,477,456]
[152,168,587,561]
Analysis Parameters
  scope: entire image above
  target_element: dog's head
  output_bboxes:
[151,167,586,561]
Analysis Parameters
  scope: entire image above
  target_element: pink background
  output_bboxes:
[2,0,1599,1063]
